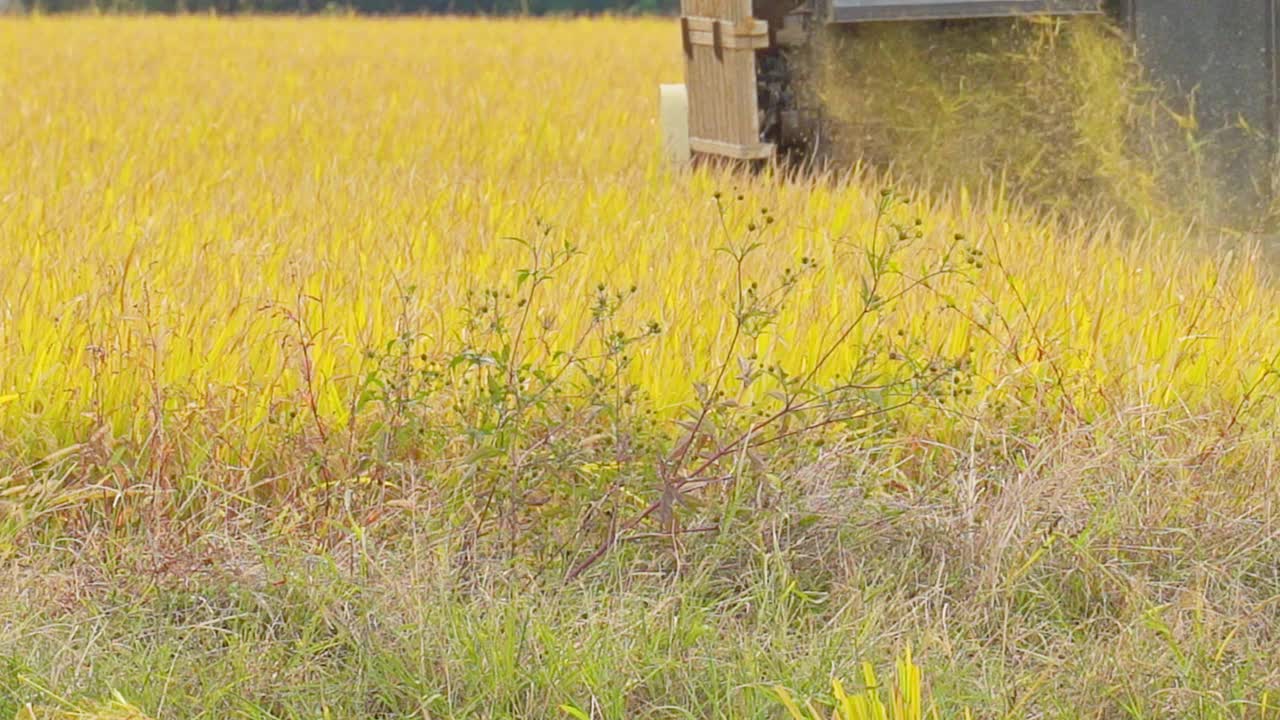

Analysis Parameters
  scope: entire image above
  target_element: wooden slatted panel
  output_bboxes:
[681,0,774,160]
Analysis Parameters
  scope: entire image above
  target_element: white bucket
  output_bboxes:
[659,83,690,166]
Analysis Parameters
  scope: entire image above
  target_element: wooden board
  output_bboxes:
[681,0,775,160]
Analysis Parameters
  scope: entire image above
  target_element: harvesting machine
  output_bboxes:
[662,0,1280,204]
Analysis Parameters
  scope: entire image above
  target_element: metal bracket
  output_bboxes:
[827,0,1102,23]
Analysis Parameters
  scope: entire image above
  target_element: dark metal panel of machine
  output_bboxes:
[828,0,1101,23]
[1125,0,1280,207]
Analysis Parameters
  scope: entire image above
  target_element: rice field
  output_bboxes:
[3,17,1279,449]
[2,16,1279,719]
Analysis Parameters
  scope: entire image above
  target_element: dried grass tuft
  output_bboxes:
[804,17,1242,229]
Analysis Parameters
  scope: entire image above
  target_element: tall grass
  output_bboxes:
[1,17,1279,718]
[2,18,1278,453]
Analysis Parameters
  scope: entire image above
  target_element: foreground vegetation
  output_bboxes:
[1,16,1278,718]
